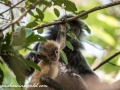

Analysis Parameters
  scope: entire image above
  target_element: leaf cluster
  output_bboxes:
[0,0,92,87]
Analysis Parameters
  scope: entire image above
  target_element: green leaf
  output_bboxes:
[39,35,47,42]
[0,44,2,50]
[83,23,91,34]
[11,27,26,46]
[65,1,77,13]
[16,27,21,32]
[10,56,25,85]
[36,8,42,15]
[34,15,44,21]
[0,14,3,17]
[16,22,20,26]
[36,8,44,21]
[29,11,34,16]
[26,33,47,45]
[26,22,38,28]
[67,32,80,42]
[25,28,33,38]
[3,0,8,3]
[41,1,52,7]
[60,29,66,33]
[37,28,44,34]
[60,50,68,65]
[25,60,41,71]
[20,27,26,38]
[52,0,64,6]
[0,32,4,42]
[26,33,38,44]
[28,0,36,3]
[65,40,74,51]
[54,8,60,17]
[67,32,76,39]
[0,68,4,85]
[20,7,25,13]
[25,1,31,8]
[6,48,29,85]
[78,10,88,20]
[5,33,11,46]
[65,23,70,29]
[85,26,91,34]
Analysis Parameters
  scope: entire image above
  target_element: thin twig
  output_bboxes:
[32,0,120,30]
[108,62,120,67]
[1,0,42,31]
[0,0,26,15]
[0,2,6,5]
[93,51,120,71]
[0,17,11,21]
[1,0,120,31]
[10,9,15,32]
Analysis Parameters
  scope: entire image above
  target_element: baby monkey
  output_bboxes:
[27,24,66,90]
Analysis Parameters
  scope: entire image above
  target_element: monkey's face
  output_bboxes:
[66,24,81,42]
[38,41,60,62]
[59,15,82,43]
[47,47,59,61]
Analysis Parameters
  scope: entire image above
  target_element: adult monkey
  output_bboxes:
[25,15,112,90]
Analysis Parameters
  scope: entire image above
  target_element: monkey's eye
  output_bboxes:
[74,29,77,32]
[50,53,54,56]
[73,27,78,32]
[49,51,54,56]
[55,50,58,54]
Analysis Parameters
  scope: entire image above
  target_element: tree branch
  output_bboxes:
[1,1,120,31]
[1,0,42,31]
[0,0,26,15]
[32,0,120,30]
[0,17,11,21]
[93,51,120,71]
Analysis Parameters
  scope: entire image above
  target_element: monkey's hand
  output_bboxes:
[40,76,65,90]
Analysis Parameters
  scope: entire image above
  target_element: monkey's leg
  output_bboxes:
[40,77,65,90]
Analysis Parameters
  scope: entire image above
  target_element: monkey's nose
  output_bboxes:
[50,52,56,57]
[54,53,57,58]
[54,51,58,57]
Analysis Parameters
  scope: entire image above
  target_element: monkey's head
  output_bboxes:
[61,15,84,48]
[37,40,60,62]
[46,15,84,49]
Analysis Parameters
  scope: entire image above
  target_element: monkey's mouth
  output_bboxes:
[52,58,58,61]
[53,59,57,61]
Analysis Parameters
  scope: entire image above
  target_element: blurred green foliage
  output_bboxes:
[0,0,120,90]
[79,1,120,74]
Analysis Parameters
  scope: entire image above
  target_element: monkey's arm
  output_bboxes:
[56,24,66,50]
[111,80,120,90]
[40,76,65,90]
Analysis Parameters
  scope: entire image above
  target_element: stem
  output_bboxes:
[93,51,120,71]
